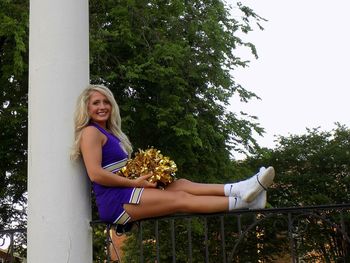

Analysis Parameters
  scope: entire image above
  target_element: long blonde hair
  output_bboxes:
[71,84,133,160]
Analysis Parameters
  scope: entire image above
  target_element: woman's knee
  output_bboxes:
[171,190,193,211]
[168,178,192,190]
[176,178,191,186]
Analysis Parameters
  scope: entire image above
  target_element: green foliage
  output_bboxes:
[89,0,265,186]
[241,124,350,261]
[92,224,109,262]
[0,0,265,228]
[0,1,267,261]
[0,0,28,228]
[244,124,350,207]
[121,214,290,262]
[94,0,270,251]
[88,0,266,260]
[122,218,232,263]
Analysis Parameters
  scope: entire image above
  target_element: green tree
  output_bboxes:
[0,0,268,260]
[0,0,28,228]
[0,0,264,227]
[89,0,265,185]
[244,124,350,207]
[89,0,266,261]
[242,124,350,261]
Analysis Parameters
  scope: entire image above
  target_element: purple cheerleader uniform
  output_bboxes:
[89,122,144,224]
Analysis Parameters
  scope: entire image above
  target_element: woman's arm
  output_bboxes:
[80,126,156,188]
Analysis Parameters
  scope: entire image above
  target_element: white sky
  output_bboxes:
[228,0,350,150]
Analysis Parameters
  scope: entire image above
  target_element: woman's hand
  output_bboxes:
[134,173,157,188]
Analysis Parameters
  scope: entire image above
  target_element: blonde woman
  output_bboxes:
[72,84,275,225]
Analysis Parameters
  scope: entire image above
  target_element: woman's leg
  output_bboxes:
[124,188,267,222]
[165,178,224,196]
[164,166,275,202]
[124,188,228,221]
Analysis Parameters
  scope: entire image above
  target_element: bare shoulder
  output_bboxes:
[80,126,104,167]
[81,126,103,142]
[82,125,99,135]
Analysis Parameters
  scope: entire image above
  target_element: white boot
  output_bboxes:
[225,166,275,203]
[228,191,267,210]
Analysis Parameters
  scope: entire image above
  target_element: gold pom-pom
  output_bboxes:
[118,148,177,187]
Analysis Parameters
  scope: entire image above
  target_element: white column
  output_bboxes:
[27,0,91,262]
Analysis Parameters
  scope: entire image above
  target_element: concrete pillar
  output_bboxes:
[27,0,91,262]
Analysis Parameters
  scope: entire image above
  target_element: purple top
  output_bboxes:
[89,122,132,223]
[90,123,128,169]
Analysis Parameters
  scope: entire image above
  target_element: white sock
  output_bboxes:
[228,191,267,211]
[228,196,248,210]
[224,184,235,197]
[228,196,239,210]
[224,167,265,196]
[225,167,275,203]
[224,168,266,197]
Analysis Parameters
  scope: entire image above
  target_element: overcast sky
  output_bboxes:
[228,0,350,151]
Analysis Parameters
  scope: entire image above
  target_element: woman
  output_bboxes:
[71,84,275,225]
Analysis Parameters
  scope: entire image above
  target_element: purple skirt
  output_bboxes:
[93,183,144,224]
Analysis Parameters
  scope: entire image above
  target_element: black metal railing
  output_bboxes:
[0,228,26,263]
[92,203,350,263]
[1,204,349,262]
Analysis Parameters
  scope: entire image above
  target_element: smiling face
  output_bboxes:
[87,91,112,128]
